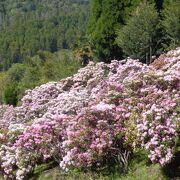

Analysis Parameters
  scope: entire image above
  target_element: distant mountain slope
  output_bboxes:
[0,0,90,70]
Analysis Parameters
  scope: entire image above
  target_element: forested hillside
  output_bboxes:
[0,0,89,70]
[0,0,90,105]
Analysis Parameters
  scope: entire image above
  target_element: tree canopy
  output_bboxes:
[0,0,90,70]
[87,0,141,62]
[116,2,160,63]
[162,0,180,49]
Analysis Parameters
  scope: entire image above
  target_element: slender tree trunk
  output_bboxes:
[146,52,148,64]
[149,45,152,64]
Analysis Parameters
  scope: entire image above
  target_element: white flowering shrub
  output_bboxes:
[0,48,179,179]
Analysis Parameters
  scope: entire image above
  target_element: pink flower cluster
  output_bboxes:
[137,101,178,166]
[61,104,130,170]
[0,48,179,179]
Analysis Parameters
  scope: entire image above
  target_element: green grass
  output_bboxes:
[1,149,179,180]
[30,163,166,180]
[31,150,167,180]
[121,161,165,180]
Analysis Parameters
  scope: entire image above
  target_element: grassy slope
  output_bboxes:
[30,151,167,180]
[31,164,165,180]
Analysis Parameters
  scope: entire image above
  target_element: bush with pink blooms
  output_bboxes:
[0,48,179,179]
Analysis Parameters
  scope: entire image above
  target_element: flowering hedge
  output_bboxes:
[0,48,180,179]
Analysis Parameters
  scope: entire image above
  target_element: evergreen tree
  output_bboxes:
[116,2,160,64]
[162,0,180,50]
[87,0,141,62]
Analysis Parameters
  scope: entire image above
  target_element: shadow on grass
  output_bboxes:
[162,151,180,178]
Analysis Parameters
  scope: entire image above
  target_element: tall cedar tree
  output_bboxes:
[87,0,141,62]
[162,0,180,50]
[116,2,160,64]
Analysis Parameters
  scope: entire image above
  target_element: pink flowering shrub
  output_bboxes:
[0,114,70,180]
[137,96,179,165]
[61,103,132,170]
[0,48,179,179]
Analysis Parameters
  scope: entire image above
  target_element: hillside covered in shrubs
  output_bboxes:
[0,48,179,179]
